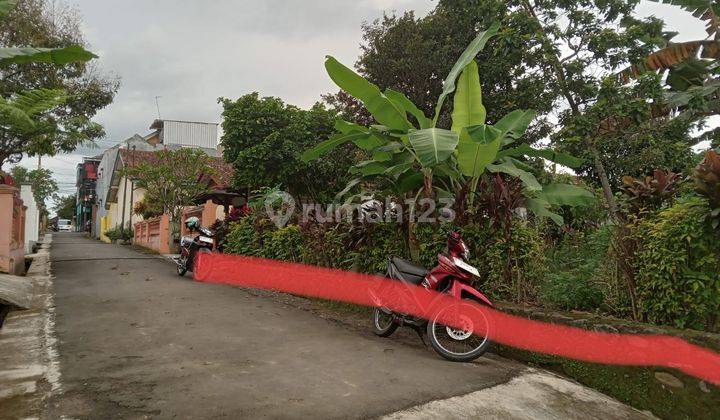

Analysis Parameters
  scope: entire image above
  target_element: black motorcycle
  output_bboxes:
[175,226,215,276]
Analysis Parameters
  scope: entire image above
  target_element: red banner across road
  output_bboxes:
[194,252,720,386]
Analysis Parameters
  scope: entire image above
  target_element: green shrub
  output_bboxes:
[261,225,304,262]
[540,226,613,311]
[635,196,720,330]
[223,218,262,256]
[300,223,355,270]
[356,222,406,274]
[471,221,547,302]
[415,223,448,268]
[106,225,133,242]
[540,273,605,311]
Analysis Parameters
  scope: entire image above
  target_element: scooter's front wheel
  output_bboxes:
[372,307,398,337]
[427,299,491,362]
[176,257,188,277]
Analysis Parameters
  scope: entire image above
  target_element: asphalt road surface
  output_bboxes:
[43,233,651,419]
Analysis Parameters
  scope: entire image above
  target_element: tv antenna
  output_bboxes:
[154,96,163,119]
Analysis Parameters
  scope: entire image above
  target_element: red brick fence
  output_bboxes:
[133,214,171,254]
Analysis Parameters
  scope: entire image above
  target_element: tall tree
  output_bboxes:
[517,0,666,216]
[53,193,75,219]
[220,93,355,201]
[10,164,58,209]
[0,0,119,168]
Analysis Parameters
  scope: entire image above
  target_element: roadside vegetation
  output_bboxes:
[216,0,720,336]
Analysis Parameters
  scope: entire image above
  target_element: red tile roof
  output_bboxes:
[205,159,234,189]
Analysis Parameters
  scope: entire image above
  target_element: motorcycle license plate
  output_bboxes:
[199,236,214,244]
[453,257,480,277]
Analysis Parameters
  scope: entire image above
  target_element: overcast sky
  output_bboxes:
[11,0,707,199]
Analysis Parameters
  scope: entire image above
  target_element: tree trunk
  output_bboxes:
[589,144,619,219]
[521,0,618,218]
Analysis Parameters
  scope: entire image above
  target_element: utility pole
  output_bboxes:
[128,146,136,236]
[120,138,130,237]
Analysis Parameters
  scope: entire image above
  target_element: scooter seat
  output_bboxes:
[389,257,428,285]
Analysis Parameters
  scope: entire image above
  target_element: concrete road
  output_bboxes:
[44,233,650,419]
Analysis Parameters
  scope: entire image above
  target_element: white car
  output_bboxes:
[57,219,73,232]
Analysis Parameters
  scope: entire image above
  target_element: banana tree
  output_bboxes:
[0,0,96,66]
[303,23,594,225]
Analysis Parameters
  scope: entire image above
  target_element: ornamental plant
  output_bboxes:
[620,169,683,214]
[303,23,593,225]
[694,149,720,229]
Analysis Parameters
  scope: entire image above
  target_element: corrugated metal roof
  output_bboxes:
[162,120,218,149]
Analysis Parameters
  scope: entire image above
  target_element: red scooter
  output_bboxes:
[371,232,493,362]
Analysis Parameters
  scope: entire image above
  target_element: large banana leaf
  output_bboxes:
[354,133,386,151]
[451,60,486,133]
[397,171,425,193]
[499,143,584,168]
[0,0,17,17]
[536,183,595,206]
[0,45,97,66]
[301,131,369,162]
[336,178,362,199]
[384,162,413,177]
[487,159,542,191]
[408,128,459,167]
[372,150,392,162]
[335,119,368,134]
[526,197,564,225]
[325,56,410,131]
[351,161,390,176]
[385,89,432,129]
[457,124,502,177]
[432,22,500,124]
[495,109,536,145]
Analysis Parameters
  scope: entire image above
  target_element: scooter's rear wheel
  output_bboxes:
[427,299,491,362]
[372,307,398,337]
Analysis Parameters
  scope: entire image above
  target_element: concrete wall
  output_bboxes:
[19,184,39,253]
[133,214,171,254]
[0,185,25,275]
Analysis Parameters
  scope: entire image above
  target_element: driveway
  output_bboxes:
[39,233,651,419]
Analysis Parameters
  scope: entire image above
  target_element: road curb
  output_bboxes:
[380,368,657,419]
[0,234,61,418]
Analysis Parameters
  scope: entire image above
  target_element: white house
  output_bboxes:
[19,183,40,253]
[94,134,159,240]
